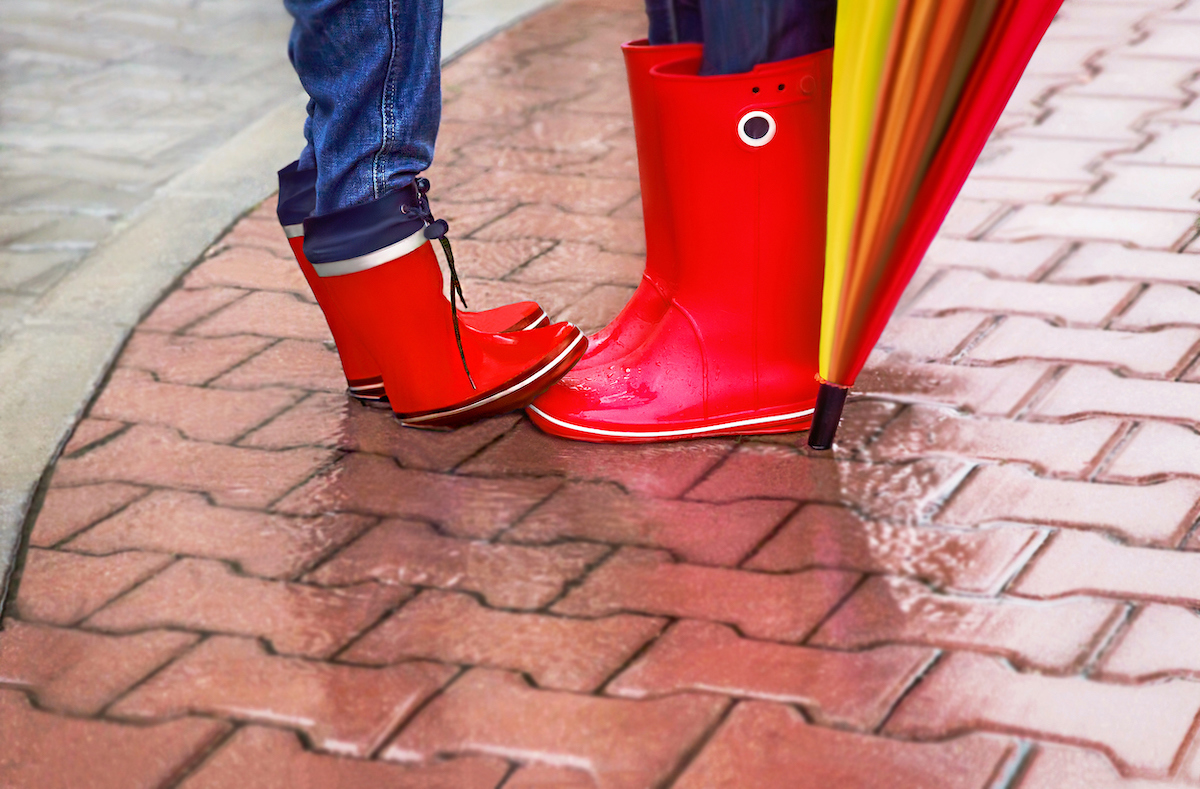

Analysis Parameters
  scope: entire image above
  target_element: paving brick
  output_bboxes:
[1114,285,1200,330]
[970,137,1119,183]
[867,406,1122,476]
[876,314,991,361]
[221,216,295,257]
[14,548,171,625]
[675,701,1016,789]
[921,238,1066,279]
[436,237,555,279]
[61,416,127,455]
[241,395,521,472]
[460,276,592,319]
[447,170,640,216]
[66,489,372,578]
[989,204,1195,249]
[751,399,902,459]
[743,505,1044,594]
[887,651,1200,776]
[189,290,331,341]
[277,452,560,539]
[460,421,732,498]
[209,337,346,391]
[958,177,1087,204]
[1095,605,1200,683]
[1071,163,1200,213]
[0,619,196,715]
[812,575,1122,672]
[1018,742,1181,789]
[29,482,147,547]
[308,520,605,609]
[609,620,934,729]
[1026,95,1170,143]
[504,764,597,788]
[910,270,1136,327]
[117,330,274,385]
[557,284,638,332]
[1062,56,1198,103]
[854,356,1052,416]
[1117,124,1200,168]
[507,481,792,566]
[499,109,630,153]
[473,203,645,255]
[1034,365,1200,427]
[968,317,1200,377]
[509,241,644,286]
[937,465,1200,545]
[111,636,454,757]
[688,443,969,525]
[384,668,727,789]
[139,287,246,333]
[86,558,407,658]
[1104,422,1200,483]
[553,548,859,642]
[179,726,508,789]
[183,246,310,295]
[937,198,1007,238]
[1050,244,1200,286]
[1012,529,1200,608]
[52,424,334,508]
[91,368,301,443]
[0,690,229,789]
[342,590,663,691]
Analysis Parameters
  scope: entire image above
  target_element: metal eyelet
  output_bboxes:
[737,110,776,147]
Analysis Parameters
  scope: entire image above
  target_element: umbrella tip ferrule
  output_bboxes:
[808,381,849,450]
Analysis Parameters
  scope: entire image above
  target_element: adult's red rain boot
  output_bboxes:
[304,184,585,428]
[575,39,702,371]
[276,163,550,402]
[528,50,831,442]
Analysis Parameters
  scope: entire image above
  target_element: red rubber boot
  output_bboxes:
[528,49,831,442]
[282,223,550,402]
[316,229,585,428]
[575,38,702,371]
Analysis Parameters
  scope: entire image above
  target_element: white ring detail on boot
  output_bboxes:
[737,110,777,147]
[282,223,305,238]
[315,227,429,277]
[527,403,814,439]
[403,332,586,424]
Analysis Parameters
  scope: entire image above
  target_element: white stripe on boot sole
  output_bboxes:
[526,404,815,439]
[402,332,585,424]
[315,228,429,277]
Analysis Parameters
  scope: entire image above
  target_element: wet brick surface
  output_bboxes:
[6,0,1200,785]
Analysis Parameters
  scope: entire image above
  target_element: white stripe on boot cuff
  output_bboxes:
[282,223,305,238]
[313,227,429,277]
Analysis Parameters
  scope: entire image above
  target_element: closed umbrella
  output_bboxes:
[810,0,1065,449]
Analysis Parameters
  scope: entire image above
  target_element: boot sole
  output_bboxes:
[526,403,815,443]
[345,309,551,403]
[397,329,586,429]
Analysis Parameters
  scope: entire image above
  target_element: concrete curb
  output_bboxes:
[0,0,559,613]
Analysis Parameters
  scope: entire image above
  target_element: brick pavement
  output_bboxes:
[5,0,1200,785]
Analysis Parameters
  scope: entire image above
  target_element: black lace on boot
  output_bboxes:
[410,177,476,390]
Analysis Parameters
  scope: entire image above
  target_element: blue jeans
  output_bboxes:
[284,0,442,218]
[647,0,837,75]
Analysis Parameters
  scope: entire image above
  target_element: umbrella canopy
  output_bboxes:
[810,0,1065,449]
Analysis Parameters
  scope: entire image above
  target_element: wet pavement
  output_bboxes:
[5,0,1200,785]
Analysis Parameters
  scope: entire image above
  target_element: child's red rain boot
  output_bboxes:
[276,163,550,402]
[528,50,831,442]
[305,189,585,428]
[575,39,702,371]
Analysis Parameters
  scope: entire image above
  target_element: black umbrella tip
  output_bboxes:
[807,382,849,450]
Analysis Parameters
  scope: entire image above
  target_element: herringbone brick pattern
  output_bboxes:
[5,0,1200,785]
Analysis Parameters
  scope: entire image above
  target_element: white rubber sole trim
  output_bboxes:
[527,310,550,329]
[527,404,815,439]
[401,331,585,424]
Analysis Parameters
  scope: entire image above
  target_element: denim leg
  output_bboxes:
[285,0,442,215]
